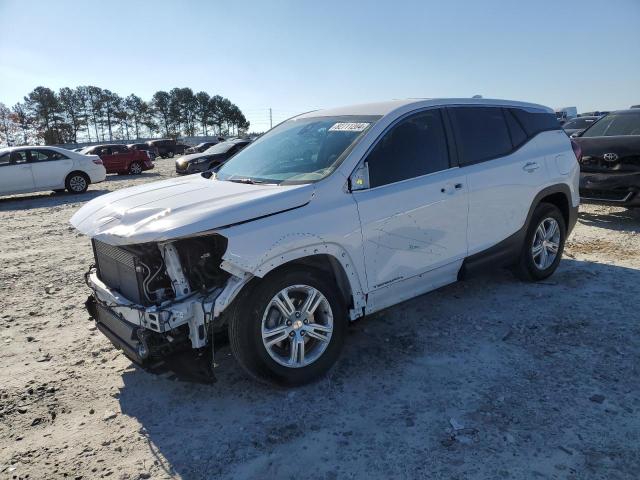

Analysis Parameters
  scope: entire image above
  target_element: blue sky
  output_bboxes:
[1,0,638,131]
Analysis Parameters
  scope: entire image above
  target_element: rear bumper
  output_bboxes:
[142,161,155,171]
[88,166,107,184]
[579,171,640,206]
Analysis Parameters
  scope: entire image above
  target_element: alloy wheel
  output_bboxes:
[531,217,561,270]
[261,285,333,368]
[69,175,87,192]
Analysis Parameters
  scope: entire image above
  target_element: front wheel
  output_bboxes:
[167,151,175,158]
[514,202,566,281]
[228,268,347,386]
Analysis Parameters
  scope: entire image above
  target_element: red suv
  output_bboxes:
[80,144,154,175]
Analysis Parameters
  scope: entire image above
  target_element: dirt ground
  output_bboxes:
[1,160,639,480]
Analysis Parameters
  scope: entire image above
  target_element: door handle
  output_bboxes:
[523,162,540,173]
[440,183,463,194]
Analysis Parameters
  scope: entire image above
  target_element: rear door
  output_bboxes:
[99,146,117,173]
[448,106,549,255]
[110,145,130,171]
[352,108,468,291]
[30,149,74,188]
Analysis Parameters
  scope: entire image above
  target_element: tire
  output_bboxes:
[129,162,143,175]
[65,172,89,194]
[228,267,347,386]
[514,202,566,281]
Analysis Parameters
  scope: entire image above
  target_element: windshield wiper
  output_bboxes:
[228,177,263,184]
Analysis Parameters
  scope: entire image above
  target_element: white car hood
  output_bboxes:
[70,175,313,245]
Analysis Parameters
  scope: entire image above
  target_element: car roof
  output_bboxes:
[0,145,73,153]
[296,98,553,119]
[610,109,640,115]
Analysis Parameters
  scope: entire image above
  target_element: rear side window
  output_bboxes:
[504,109,528,147]
[30,149,69,161]
[367,109,449,187]
[448,107,512,165]
[510,108,561,137]
[0,152,9,166]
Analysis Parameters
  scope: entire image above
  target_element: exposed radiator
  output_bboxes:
[92,240,147,305]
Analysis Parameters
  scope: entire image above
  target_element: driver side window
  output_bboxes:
[366,109,450,188]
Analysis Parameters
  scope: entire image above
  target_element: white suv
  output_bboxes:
[71,98,579,385]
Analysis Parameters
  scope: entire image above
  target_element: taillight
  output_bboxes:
[570,139,582,162]
[93,158,103,165]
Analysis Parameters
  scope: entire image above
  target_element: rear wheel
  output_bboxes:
[167,151,175,158]
[514,203,566,281]
[129,162,143,175]
[228,267,347,386]
[65,173,89,194]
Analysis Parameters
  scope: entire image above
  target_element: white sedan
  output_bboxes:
[0,146,106,196]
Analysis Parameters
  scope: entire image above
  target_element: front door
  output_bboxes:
[1,150,34,194]
[352,108,468,292]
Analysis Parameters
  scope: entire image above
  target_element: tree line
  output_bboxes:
[0,86,250,146]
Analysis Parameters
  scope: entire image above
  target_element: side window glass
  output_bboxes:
[0,152,10,166]
[49,150,68,160]
[510,108,561,137]
[366,109,449,188]
[30,150,50,162]
[448,107,512,165]
[11,151,29,164]
[504,109,528,148]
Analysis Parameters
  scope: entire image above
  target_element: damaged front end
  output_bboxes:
[84,234,250,379]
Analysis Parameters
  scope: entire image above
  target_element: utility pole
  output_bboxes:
[269,108,273,130]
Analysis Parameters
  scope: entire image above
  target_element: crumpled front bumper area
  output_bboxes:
[579,171,640,206]
[85,269,223,379]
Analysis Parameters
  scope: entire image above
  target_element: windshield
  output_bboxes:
[216,115,379,184]
[564,117,597,129]
[582,113,640,137]
[205,141,235,154]
[79,147,93,154]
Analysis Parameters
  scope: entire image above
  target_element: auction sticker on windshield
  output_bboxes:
[328,122,370,132]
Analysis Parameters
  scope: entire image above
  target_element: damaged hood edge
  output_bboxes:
[70,175,314,246]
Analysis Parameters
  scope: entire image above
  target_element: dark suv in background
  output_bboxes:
[184,137,226,154]
[128,143,158,160]
[147,139,190,158]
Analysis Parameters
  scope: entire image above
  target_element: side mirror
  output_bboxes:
[350,161,370,191]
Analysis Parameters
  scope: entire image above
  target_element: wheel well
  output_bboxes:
[66,170,90,184]
[269,254,354,309]
[539,192,569,226]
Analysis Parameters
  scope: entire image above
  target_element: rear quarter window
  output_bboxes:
[510,108,561,137]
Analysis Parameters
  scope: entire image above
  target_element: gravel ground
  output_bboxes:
[1,160,639,480]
